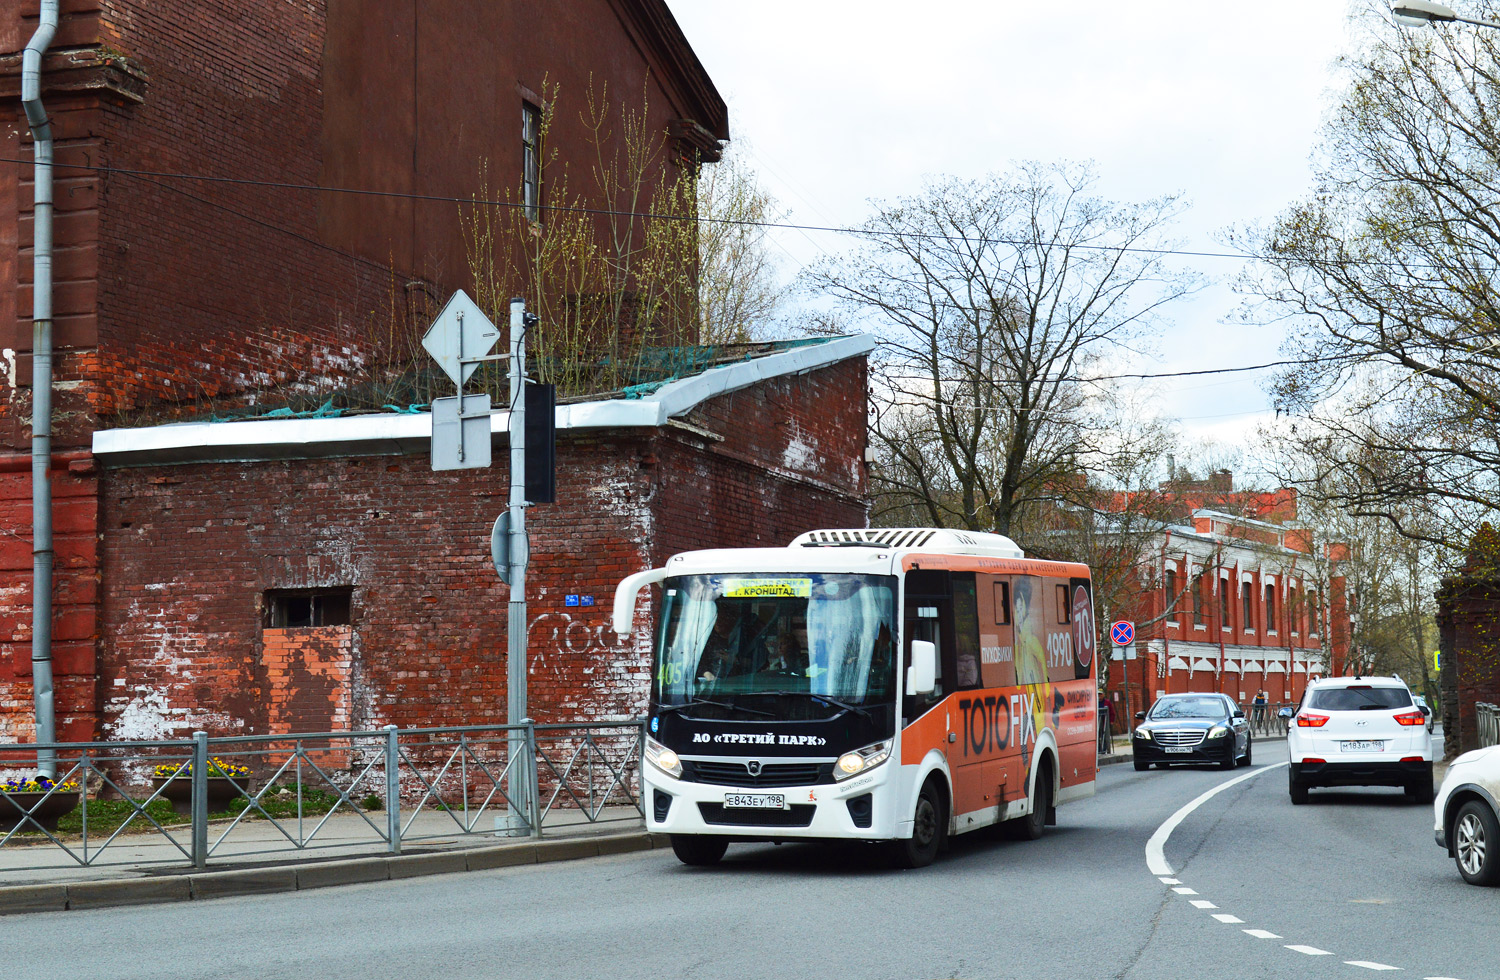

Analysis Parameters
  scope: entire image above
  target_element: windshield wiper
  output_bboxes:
[760,691,871,720]
[657,697,774,719]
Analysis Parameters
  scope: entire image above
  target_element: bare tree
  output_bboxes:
[807,161,1200,538]
[695,146,786,344]
[1239,1,1500,552]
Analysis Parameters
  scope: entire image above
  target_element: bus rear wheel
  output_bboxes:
[891,781,946,869]
[1013,762,1052,841]
[670,834,728,866]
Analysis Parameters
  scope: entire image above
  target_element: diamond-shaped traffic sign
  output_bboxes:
[421,289,501,386]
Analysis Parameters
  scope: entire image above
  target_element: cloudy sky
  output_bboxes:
[666,1,1369,466]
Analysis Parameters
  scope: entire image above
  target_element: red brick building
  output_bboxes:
[1105,505,1350,724]
[0,3,877,743]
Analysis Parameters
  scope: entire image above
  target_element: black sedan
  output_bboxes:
[1132,693,1252,771]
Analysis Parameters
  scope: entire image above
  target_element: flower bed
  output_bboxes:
[0,776,81,832]
[150,758,253,815]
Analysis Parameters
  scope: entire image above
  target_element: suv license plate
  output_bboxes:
[1164,747,1192,754]
[1341,740,1384,752]
[724,793,786,809]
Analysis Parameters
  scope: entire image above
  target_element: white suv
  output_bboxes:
[1287,676,1433,805]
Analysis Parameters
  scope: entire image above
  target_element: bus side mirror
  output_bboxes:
[612,567,666,639]
[907,640,937,697]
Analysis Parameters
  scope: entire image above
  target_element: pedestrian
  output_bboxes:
[1252,689,1268,731]
[1098,696,1114,754]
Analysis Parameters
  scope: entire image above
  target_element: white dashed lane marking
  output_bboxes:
[1144,764,1469,979]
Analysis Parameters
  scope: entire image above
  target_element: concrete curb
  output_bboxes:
[0,831,671,916]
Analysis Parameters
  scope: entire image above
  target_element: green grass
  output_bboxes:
[9,785,408,839]
[53,798,178,836]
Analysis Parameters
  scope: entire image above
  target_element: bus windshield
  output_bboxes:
[653,573,898,714]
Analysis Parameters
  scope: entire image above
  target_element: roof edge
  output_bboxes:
[91,334,875,466]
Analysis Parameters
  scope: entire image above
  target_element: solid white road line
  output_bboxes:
[1286,945,1334,956]
[1145,763,1288,875]
[1243,929,1282,939]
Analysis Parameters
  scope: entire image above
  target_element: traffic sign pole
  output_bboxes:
[505,296,531,837]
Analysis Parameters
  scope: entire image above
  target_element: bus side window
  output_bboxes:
[994,581,1011,625]
[952,572,981,690]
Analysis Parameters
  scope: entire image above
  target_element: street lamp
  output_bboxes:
[1392,1,1500,28]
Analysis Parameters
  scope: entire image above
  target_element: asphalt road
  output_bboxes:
[5,742,1487,980]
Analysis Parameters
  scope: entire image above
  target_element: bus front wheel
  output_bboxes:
[891,780,946,869]
[670,834,728,866]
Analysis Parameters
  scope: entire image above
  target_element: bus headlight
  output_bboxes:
[835,740,891,781]
[645,738,682,779]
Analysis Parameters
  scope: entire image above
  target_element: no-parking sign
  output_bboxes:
[1110,621,1135,646]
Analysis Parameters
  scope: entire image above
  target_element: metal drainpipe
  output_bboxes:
[23,0,59,775]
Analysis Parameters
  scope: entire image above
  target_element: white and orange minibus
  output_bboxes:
[612,527,1098,867]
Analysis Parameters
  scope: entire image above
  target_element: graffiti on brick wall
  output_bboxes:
[528,612,629,659]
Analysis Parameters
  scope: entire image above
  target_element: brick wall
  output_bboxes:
[91,363,867,740]
[0,452,98,742]
[262,626,353,735]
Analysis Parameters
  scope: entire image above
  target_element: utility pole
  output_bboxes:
[505,297,533,835]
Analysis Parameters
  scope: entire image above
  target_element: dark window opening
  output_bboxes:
[1191,575,1204,626]
[1055,584,1070,624]
[1241,582,1253,630]
[522,102,542,223]
[265,589,352,629]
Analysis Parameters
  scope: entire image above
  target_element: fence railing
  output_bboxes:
[0,720,644,871]
[1245,703,1297,738]
[1477,703,1500,749]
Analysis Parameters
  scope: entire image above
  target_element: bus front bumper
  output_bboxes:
[643,764,898,840]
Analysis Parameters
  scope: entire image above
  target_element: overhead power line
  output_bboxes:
[0,154,1274,265]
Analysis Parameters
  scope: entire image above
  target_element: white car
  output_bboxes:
[1435,745,1500,886]
[1287,676,1433,805]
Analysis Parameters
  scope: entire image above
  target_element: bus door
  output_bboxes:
[977,574,1022,814]
[904,570,992,821]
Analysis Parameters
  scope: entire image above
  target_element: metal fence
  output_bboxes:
[1477,703,1500,749]
[1245,703,1297,739]
[0,719,644,870]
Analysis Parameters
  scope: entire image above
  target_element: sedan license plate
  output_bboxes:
[1164,746,1193,754]
[1341,740,1384,752]
[723,793,786,810]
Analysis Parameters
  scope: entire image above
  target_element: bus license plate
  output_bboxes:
[1164,746,1192,754]
[1342,740,1384,752]
[723,793,786,809]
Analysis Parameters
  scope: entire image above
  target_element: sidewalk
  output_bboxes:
[0,806,664,915]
